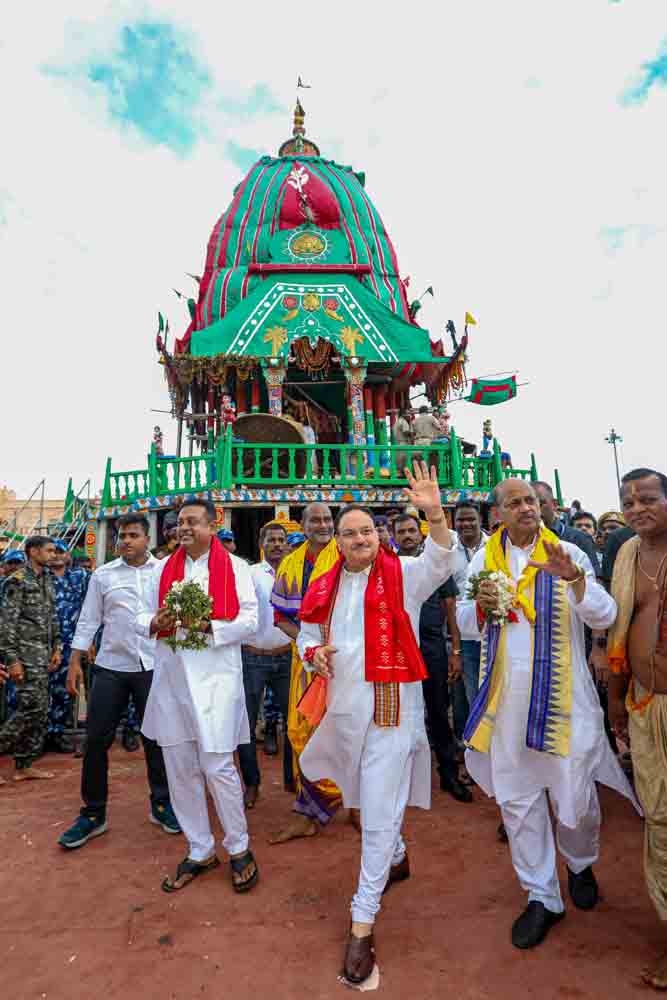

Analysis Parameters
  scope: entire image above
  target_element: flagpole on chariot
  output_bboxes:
[605,427,623,502]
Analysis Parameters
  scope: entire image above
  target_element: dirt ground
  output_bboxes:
[0,745,659,1000]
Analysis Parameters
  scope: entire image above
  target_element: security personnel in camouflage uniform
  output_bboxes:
[0,536,61,781]
[0,549,27,722]
[47,541,89,752]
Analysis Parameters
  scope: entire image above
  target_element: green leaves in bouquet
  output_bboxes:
[164,581,214,652]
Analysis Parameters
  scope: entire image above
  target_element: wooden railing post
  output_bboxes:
[222,424,233,488]
[214,433,225,488]
[492,439,504,486]
[450,428,463,488]
[148,444,158,497]
[101,458,113,508]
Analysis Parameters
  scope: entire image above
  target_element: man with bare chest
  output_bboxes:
[608,468,667,992]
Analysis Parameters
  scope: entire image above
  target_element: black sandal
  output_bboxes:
[230,849,259,894]
[161,855,220,893]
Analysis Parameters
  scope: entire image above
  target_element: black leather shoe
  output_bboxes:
[46,734,74,754]
[122,730,140,753]
[343,931,375,984]
[263,727,278,756]
[511,901,564,949]
[440,775,473,803]
[567,866,599,910]
[382,854,410,895]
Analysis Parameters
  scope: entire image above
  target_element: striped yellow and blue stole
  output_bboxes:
[464,529,573,757]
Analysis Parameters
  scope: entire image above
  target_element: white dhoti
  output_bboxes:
[501,786,601,913]
[459,539,640,912]
[162,743,248,860]
[136,548,258,860]
[352,727,412,923]
[297,536,457,924]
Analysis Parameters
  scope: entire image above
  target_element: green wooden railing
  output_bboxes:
[101,429,545,506]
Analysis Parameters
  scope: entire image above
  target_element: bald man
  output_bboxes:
[269,503,343,842]
[458,479,636,950]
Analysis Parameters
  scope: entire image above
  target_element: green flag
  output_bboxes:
[467,376,517,406]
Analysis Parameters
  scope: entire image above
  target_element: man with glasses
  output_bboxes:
[297,463,456,985]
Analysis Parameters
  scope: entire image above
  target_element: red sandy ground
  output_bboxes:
[0,746,658,1000]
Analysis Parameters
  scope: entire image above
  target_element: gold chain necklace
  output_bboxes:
[638,548,667,591]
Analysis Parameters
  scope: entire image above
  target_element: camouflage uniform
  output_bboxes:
[0,565,61,769]
[48,568,89,737]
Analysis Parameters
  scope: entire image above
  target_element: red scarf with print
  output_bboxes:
[300,545,427,684]
[158,537,239,635]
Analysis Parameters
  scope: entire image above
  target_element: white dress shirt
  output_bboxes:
[71,555,158,672]
[136,548,258,751]
[452,532,488,640]
[246,561,290,651]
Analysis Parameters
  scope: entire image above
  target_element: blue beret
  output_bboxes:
[1,549,26,563]
[287,532,306,545]
[53,540,69,553]
[217,528,235,542]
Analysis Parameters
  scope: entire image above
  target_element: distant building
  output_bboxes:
[0,485,65,551]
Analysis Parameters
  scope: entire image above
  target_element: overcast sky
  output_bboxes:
[2,1,664,513]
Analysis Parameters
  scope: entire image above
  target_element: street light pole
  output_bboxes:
[605,427,623,500]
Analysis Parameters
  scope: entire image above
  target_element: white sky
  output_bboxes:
[1,0,664,514]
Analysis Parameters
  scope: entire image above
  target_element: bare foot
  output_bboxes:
[642,953,667,990]
[13,767,55,781]
[268,815,318,844]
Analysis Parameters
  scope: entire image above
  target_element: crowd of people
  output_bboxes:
[1,464,666,989]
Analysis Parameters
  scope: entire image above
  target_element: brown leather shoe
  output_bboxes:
[244,786,259,810]
[343,930,375,984]
[382,853,410,894]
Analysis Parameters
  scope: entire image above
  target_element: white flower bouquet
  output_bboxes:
[163,580,213,651]
[466,570,517,626]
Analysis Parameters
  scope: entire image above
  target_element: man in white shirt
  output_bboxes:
[458,480,637,950]
[136,498,260,895]
[59,514,179,850]
[238,522,292,808]
[297,463,456,985]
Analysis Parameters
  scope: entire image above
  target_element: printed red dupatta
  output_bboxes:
[300,545,428,685]
[158,536,239,636]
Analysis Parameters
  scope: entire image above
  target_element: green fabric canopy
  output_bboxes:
[191,272,438,363]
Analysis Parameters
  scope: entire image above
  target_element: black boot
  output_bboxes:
[567,866,599,910]
[263,724,278,756]
[511,902,564,949]
[122,729,140,752]
[440,773,473,802]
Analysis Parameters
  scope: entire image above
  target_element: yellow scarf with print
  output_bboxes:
[464,525,573,757]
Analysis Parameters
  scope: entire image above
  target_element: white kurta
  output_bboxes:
[297,535,456,830]
[457,539,638,828]
[136,550,258,753]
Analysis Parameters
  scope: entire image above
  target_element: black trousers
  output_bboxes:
[81,666,170,818]
[421,638,458,781]
[237,648,292,789]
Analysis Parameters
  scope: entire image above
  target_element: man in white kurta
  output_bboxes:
[458,479,638,949]
[296,463,456,985]
[136,499,259,893]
